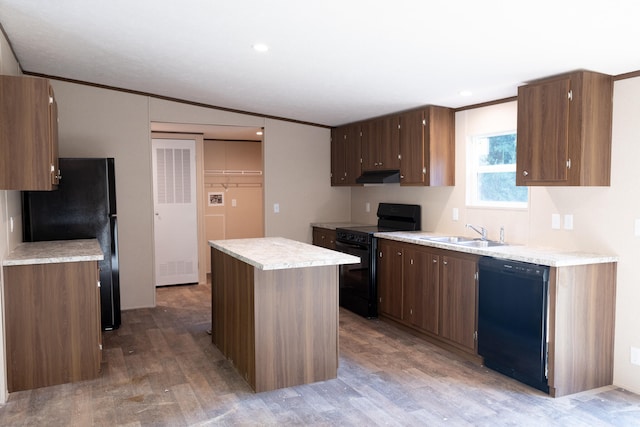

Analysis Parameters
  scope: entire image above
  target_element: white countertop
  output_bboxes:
[375,231,618,267]
[3,239,104,266]
[209,237,360,270]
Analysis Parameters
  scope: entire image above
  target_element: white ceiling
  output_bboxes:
[1,1,639,127]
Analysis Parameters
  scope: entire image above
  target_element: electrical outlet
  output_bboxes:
[631,346,640,366]
[231,199,237,207]
[551,214,561,230]
[273,203,280,213]
[452,208,459,221]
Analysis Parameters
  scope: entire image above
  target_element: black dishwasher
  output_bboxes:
[478,257,550,393]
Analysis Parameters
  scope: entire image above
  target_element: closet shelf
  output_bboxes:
[205,170,262,176]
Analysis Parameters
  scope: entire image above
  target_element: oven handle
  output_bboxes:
[335,240,368,252]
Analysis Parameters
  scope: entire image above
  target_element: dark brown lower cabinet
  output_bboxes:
[312,227,337,250]
[403,246,439,335]
[439,252,478,353]
[4,261,102,392]
[377,240,468,349]
[376,237,617,397]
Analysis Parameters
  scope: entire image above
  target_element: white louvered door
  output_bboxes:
[152,138,198,286]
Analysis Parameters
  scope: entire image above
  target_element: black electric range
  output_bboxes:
[335,203,421,318]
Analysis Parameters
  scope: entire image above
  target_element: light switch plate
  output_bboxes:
[452,208,459,221]
[232,199,237,207]
[564,214,574,230]
[365,202,370,213]
[273,203,280,213]
[551,214,561,229]
[631,346,640,366]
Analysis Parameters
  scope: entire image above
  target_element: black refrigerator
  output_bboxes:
[22,157,121,330]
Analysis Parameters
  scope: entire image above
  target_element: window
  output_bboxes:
[467,132,528,208]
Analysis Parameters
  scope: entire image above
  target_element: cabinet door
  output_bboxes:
[361,116,400,171]
[440,254,477,351]
[399,106,455,187]
[344,123,362,185]
[312,227,336,250]
[4,261,101,392]
[378,115,400,170]
[425,106,455,186]
[516,77,571,185]
[360,119,378,171]
[399,109,425,185]
[377,240,403,319]
[330,127,346,186]
[404,246,439,334]
[0,76,59,190]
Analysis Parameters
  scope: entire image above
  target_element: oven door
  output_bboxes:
[335,239,376,318]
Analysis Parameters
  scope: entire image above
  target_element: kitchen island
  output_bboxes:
[208,237,359,392]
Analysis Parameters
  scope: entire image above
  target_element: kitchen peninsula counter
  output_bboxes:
[375,231,618,267]
[3,238,104,266]
[2,238,103,392]
[208,237,358,392]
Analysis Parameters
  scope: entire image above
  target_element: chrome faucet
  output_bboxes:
[466,223,487,240]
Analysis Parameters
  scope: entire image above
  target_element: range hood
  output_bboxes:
[355,169,401,184]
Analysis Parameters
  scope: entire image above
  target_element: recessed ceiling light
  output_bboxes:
[253,43,269,52]
[459,90,473,97]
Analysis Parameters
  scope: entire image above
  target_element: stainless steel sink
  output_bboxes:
[456,239,505,248]
[420,236,474,243]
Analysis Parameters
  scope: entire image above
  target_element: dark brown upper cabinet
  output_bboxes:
[516,70,613,186]
[361,115,400,172]
[0,75,60,190]
[331,123,362,186]
[399,106,455,186]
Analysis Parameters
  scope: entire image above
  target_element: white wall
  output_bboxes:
[47,81,351,311]
[263,118,352,242]
[351,80,640,394]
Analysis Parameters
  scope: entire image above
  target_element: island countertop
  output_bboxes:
[209,237,359,270]
[3,239,104,266]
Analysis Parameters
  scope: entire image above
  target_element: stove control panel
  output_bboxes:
[336,230,371,245]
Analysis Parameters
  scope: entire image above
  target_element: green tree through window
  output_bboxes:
[468,133,528,208]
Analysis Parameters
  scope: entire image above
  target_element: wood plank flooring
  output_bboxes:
[1,281,640,426]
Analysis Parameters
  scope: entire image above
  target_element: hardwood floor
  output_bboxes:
[1,281,640,426]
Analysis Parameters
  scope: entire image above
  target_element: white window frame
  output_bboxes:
[466,131,528,209]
